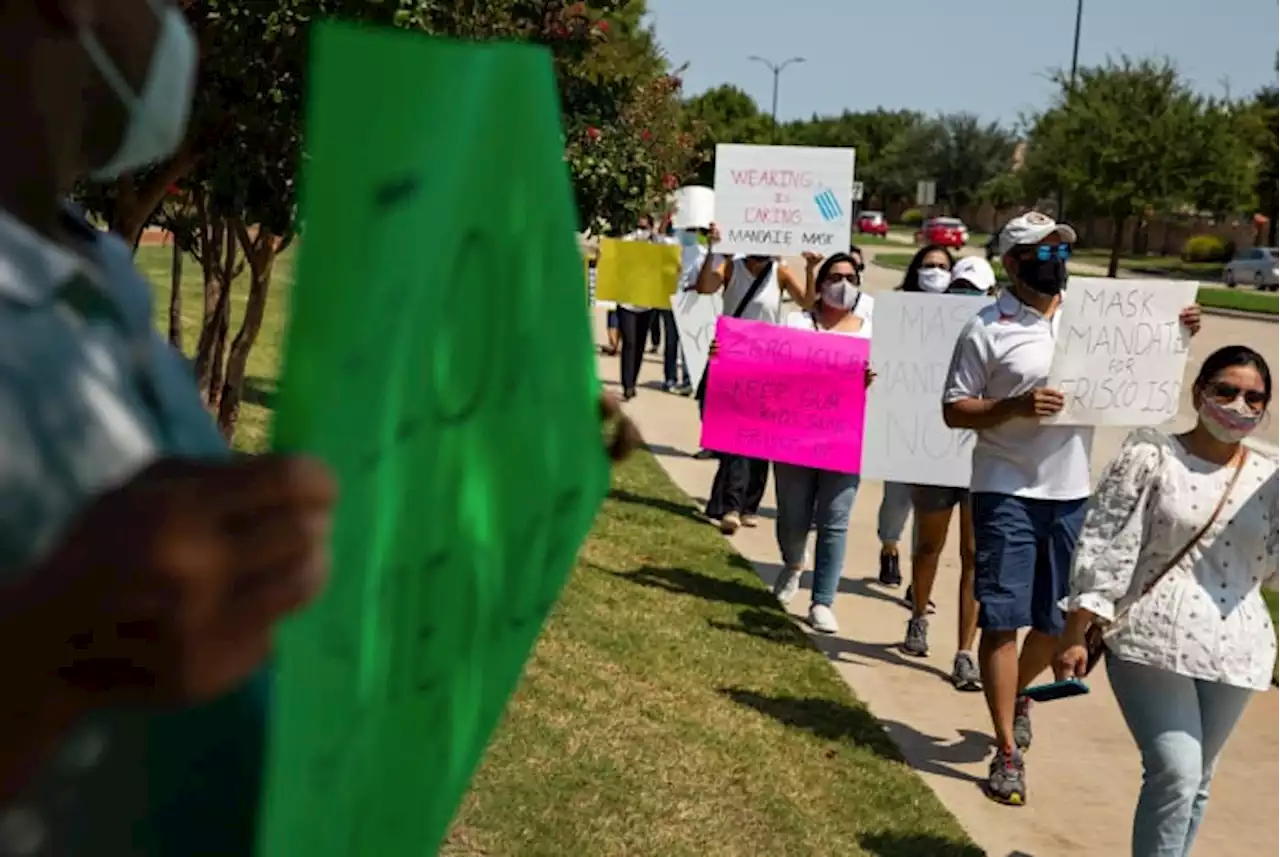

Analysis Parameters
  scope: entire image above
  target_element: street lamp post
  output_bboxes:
[749,55,806,137]
[1056,0,1083,220]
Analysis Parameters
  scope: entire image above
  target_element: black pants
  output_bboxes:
[649,310,662,349]
[617,307,654,394]
[705,454,768,518]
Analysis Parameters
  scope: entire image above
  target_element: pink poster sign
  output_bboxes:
[700,316,870,474]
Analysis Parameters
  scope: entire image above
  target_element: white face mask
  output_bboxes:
[1198,397,1262,444]
[821,279,860,311]
[80,1,198,179]
[918,268,951,293]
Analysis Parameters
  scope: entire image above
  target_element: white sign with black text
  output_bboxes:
[1046,278,1198,426]
[862,292,993,487]
[670,289,724,391]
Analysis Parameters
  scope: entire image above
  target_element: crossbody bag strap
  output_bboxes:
[1112,447,1249,625]
[728,260,774,319]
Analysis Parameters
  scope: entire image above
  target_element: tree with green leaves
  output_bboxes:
[682,85,775,185]
[1020,57,1256,276]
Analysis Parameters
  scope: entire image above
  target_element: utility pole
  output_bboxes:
[749,55,806,140]
[1056,0,1083,221]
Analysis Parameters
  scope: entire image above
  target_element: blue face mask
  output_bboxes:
[678,230,699,247]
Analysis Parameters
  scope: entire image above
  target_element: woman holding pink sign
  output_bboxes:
[770,253,874,635]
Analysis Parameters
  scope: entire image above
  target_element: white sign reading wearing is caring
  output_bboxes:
[861,292,993,488]
[1046,278,1199,426]
[713,144,855,258]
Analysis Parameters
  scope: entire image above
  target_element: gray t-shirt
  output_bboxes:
[0,206,262,856]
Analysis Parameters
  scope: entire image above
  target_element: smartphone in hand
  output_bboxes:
[1022,678,1090,704]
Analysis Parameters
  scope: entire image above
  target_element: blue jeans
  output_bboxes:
[1107,656,1253,857]
[877,480,913,544]
[971,492,1086,634]
[657,309,688,386]
[774,463,860,607]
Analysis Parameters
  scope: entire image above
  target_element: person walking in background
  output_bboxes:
[616,215,659,400]
[942,212,1202,807]
[1058,347,1276,857]
[771,253,873,634]
[656,223,695,394]
[877,244,956,587]
[900,255,996,691]
[695,223,812,534]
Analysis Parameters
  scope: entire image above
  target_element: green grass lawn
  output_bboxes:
[136,243,296,452]
[443,452,979,857]
[136,244,979,856]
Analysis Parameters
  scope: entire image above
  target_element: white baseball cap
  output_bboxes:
[950,256,997,292]
[997,211,1078,257]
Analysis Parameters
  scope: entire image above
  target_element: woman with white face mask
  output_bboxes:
[1058,346,1277,857]
[873,244,956,589]
[769,253,873,635]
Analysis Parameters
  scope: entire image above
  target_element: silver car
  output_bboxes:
[1223,247,1279,291]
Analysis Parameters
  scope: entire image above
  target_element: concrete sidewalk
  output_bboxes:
[595,312,1279,856]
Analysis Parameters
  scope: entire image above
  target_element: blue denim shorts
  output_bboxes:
[971,492,1087,634]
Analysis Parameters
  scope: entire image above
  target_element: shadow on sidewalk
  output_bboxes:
[813,635,956,685]
[878,719,990,785]
[719,688,900,759]
[707,606,811,650]
[614,564,775,609]
[856,832,986,857]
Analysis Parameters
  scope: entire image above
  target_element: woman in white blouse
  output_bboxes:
[1057,345,1278,857]
[770,253,873,634]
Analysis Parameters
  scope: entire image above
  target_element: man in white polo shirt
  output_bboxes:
[942,212,1201,806]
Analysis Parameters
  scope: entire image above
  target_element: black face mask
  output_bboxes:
[1016,257,1067,295]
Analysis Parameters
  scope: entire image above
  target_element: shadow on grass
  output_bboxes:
[708,607,811,650]
[607,488,706,523]
[615,565,776,609]
[243,375,278,409]
[857,832,987,857]
[720,688,901,760]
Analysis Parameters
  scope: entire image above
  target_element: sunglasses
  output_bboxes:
[1029,243,1072,262]
[1206,381,1268,410]
[824,272,861,286]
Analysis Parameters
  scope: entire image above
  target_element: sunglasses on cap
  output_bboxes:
[1027,243,1072,262]
[1206,381,1268,411]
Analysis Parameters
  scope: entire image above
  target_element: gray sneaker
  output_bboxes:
[983,748,1027,806]
[1013,696,1033,751]
[951,652,981,692]
[901,616,929,657]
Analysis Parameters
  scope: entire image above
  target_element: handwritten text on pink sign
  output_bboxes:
[701,317,869,474]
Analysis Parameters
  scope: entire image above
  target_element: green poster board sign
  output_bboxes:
[259,21,609,856]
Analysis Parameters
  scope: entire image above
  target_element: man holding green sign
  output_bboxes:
[0,6,628,856]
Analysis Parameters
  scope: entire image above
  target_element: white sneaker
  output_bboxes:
[772,568,802,606]
[808,604,839,634]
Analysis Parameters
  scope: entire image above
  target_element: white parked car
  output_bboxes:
[1222,247,1279,291]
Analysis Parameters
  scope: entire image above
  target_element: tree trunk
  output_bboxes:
[218,222,284,439]
[168,238,183,349]
[192,204,227,398]
[206,227,238,408]
[1107,215,1126,278]
[107,150,194,251]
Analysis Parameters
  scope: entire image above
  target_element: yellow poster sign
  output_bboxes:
[594,238,682,308]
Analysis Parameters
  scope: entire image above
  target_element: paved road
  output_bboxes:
[596,278,1279,855]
